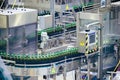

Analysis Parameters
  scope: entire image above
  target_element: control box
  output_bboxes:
[77,30,98,54]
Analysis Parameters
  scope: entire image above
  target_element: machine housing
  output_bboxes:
[0,8,38,54]
[77,30,98,54]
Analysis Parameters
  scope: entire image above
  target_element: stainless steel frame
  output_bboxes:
[0,8,37,28]
[76,12,103,80]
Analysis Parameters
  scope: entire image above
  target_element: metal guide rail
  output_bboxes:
[14,55,85,68]
[37,22,76,36]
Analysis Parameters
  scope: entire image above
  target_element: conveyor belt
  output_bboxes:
[0,44,114,66]
[0,48,80,64]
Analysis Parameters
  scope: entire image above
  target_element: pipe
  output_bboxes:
[85,21,104,30]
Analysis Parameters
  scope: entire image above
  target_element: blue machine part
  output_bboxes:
[91,76,97,80]
[89,32,95,44]
[82,74,88,80]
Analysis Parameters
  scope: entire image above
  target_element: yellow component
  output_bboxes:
[94,48,96,51]
[12,0,16,9]
[114,60,120,72]
[66,4,69,10]
[80,42,85,46]
[51,67,56,74]
[29,69,35,76]
[85,45,88,54]
[85,35,88,39]
[85,34,88,43]
[86,51,88,54]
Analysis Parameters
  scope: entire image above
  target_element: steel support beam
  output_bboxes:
[50,0,55,28]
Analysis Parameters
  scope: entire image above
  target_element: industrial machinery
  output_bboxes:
[0,0,119,80]
[76,12,103,54]
[76,12,104,80]
[0,8,38,54]
[77,30,98,54]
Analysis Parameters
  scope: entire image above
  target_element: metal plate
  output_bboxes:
[0,8,37,28]
[78,12,101,20]
[0,15,7,28]
[8,10,37,28]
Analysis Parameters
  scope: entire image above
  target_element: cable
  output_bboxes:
[12,0,16,9]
